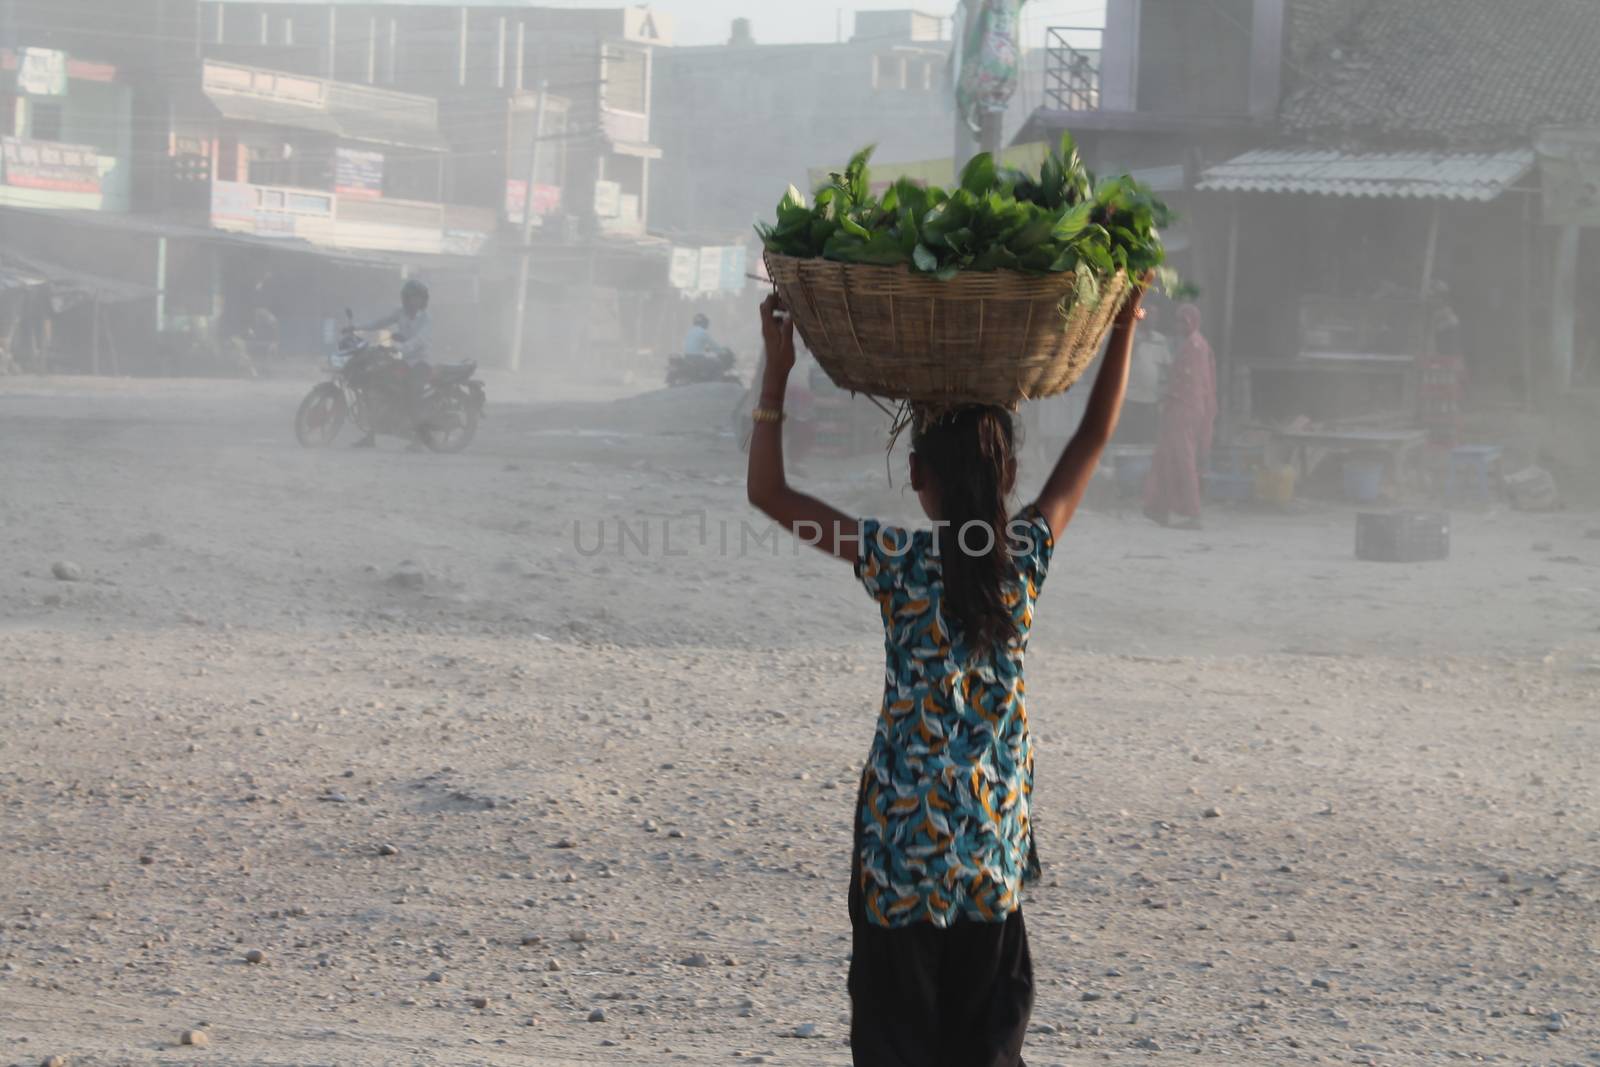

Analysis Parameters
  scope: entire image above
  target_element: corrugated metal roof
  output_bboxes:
[1195,148,1534,201]
[0,252,158,304]
[1281,0,1600,145]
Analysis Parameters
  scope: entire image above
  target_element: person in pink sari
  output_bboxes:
[1143,304,1217,529]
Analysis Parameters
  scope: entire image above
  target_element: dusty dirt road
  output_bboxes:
[2,375,1597,1066]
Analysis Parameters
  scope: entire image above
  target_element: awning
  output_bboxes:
[202,90,449,152]
[610,140,663,160]
[1195,148,1535,201]
[0,252,158,307]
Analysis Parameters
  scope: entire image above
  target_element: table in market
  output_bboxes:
[1245,352,1418,424]
[1269,427,1430,487]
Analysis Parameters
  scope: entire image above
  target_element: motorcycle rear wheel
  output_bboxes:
[418,402,479,454]
[295,383,347,447]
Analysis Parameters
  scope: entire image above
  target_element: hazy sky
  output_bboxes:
[549,0,1107,48]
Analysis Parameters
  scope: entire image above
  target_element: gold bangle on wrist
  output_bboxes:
[751,407,786,424]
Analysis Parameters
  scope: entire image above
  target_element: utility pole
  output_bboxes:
[507,79,547,373]
[978,108,1004,157]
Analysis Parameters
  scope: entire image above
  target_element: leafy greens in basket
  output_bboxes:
[757,135,1182,301]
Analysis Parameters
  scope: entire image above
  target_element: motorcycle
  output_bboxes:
[294,310,486,453]
[667,345,740,387]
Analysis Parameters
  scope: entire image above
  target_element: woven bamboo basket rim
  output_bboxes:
[763,252,1093,299]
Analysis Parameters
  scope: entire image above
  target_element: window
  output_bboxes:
[283,16,294,46]
[29,101,63,142]
[497,17,507,89]
[260,11,269,45]
[603,45,648,113]
[515,22,525,91]
[871,53,909,90]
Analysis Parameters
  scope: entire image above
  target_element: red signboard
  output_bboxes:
[1,137,101,194]
[504,179,561,221]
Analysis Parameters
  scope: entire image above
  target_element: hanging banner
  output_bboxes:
[695,247,724,292]
[955,0,1024,133]
[1,137,100,193]
[718,245,747,292]
[1536,128,1600,227]
[17,48,68,97]
[334,147,384,199]
[669,246,699,289]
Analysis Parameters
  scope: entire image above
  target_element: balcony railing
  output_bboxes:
[209,178,496,255]
[1044,27,1102,112]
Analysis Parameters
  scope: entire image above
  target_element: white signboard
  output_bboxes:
[593,179,621,218]
[18,48,68,97]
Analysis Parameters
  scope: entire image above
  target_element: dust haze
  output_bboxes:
[2,1,1597,1064]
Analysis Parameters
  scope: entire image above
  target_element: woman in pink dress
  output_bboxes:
[1143,304,1217,529]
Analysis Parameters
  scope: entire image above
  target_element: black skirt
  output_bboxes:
[847,780,1035,1067]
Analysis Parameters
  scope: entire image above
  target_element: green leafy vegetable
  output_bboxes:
[756,135,1179,294]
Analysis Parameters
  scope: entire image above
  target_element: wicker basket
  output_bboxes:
[765,252,1130,409]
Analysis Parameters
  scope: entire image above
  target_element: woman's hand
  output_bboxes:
[760,294,796,384]
[1114,272,1155,329]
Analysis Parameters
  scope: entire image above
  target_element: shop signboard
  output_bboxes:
[1,136,99,193]
[18,48,67,96]
[334,147,384,199]
[593,179,622,218]
[504,179,561,222]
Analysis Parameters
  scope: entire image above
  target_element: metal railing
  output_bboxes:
[1044,26,1102,111]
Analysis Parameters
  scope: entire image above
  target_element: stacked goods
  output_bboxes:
[758,137,1175,410]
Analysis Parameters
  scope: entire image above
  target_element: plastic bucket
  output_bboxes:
[1204,472,1255,502]
[1343,453,1386,503]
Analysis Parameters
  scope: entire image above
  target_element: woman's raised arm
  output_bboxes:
[1033,282,1149,538]
[746,295,860,562]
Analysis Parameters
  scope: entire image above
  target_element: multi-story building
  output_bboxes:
[650,9,954,238]
[0,47,134,214]
[197,1,674,369]
[198,1,668,238]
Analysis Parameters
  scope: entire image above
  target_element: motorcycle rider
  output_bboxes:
[683,312,717,359]
[352,278,432,447]
[675,312,735,382]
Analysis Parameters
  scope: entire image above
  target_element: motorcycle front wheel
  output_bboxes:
[295,383,347,447]
[418,397,479,454]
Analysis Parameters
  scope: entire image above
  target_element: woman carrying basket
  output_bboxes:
[747,281,1149,1067]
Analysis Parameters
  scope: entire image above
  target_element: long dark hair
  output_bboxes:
[911,406,1018,654]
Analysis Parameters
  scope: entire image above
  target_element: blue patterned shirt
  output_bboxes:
[854,506,1054,928]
